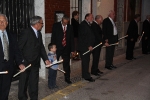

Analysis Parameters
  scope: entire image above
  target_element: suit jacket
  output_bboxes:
[71,18,79,38]
[142,19,150,38]
[51,22,74,52]
[78,20,95,52]
[102,17,118,44]
[0,32,22,71]
[126,20,139,42]
[18,27,48,66]
[91,21,103,45]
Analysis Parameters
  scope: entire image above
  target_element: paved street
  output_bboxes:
[9,48,150,100]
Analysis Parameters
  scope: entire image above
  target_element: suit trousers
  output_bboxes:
[142,38,148,54]
[57,47,71,80]
[18,62,39,100]
[105,45,115,66]
[0,62,13,100]
[91,46,101,73]
[80,51,91,79]
[126,40,135,59]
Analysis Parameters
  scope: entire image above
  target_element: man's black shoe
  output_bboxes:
[132,57,136,59]
[111,65,117,69]
[84,77,95,82]
[126,58,132,60]
[105,66,113,70]
[97,69,104,74]
[65,79,72,84]
[91,72,100,76]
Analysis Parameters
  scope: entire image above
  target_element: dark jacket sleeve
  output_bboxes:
[70,25,75,52]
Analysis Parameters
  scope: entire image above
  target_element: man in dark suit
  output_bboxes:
[141,15,150,54]
[103,10,118,70]
[91,15,103,76]
[126,14,140,60]
[0,14,25,100]
[18,16,50,100]
[51,15,74,84]
[78,13,95,82]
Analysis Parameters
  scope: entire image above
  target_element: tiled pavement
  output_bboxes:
[9,48,146,100]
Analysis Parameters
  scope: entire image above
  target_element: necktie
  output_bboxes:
[62,26,66,47]
[2,32,9,60]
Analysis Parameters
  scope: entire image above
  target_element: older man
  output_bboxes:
[91,15,103,76]
[103,10,118,70]
[18,16,50,100]
[78,13,95,82]
[51,15,74,84]
[0,14,25,100]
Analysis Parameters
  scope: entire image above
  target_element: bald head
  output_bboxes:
[0,14,8,31]
[108,10,115,20]
[95,15,103,25]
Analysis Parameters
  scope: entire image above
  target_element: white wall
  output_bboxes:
[97,0,114,19]
[34,0,46,79]
[141,0,150,21]
[82,0,91,20]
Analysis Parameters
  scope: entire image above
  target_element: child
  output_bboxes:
[47,43,58,89]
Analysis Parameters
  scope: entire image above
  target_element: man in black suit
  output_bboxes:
[103,10,118,70]
[0,14,25,100]
[91,15,103,76]
[51,15,74,84]
[141,15,150,54]
[126,14,140,60]
[18,16,50,100]
[78,13,95,82]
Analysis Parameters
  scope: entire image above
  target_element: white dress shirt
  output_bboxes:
[31,26,38,38]
[109,17,117,35]
[0,30,9,51]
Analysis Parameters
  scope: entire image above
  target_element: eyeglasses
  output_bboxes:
[38,22,44,24]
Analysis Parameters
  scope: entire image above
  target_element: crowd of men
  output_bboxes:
[0,10,150,99]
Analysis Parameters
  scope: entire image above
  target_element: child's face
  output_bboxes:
[50,45,57,52]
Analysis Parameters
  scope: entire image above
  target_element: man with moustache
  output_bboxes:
[78,13,95,82]
[91,15,104,76]
[0,14,25,100]
[18,16,50,100]
[51,15,74,84]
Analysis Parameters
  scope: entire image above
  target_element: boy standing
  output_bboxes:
[47,43,58,89]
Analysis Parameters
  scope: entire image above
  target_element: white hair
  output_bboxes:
[0,14,8,22]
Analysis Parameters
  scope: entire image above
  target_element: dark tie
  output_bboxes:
[62,26,66,47]
[2,32,9,60]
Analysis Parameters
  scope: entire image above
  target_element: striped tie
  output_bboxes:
[62,26,66,47]
[2,32,9,60]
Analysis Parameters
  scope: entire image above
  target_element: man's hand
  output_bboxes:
[45,60,50,65]
[88,46,93,51]
[131,38,134,41]
[71,52,75,57]
[105,42,109,46]
[19,64,25,72]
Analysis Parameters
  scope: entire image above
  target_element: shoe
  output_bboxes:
[91,72,100,76]
[126,58,132,60]
[105,66,113,70]
[65,79,72,84]
[97,69,104,74]
[132,57,136,59]
[84,77,95,82]
[111,65,117,69]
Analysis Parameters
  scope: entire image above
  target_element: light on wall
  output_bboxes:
[97,0,101,7]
